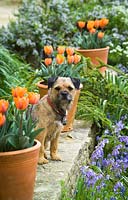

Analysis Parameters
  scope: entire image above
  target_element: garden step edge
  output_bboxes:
[34,120,95,200]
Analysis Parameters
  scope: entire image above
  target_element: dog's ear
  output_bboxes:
[70,77,80,89]
[48,77,58,89]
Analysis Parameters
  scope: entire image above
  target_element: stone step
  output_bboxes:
[34,120,94,200]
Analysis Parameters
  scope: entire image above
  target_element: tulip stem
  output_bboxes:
[19,111,23,137]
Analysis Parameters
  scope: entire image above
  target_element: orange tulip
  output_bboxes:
[66,47,74,56]
[57,46,65,54]
[94,20,100,28]
[14,97,29,110]
[0,113,6,127]
[44,46,53,55]
[12,87,27,98]
[89,28,96,34]
[44,58,52,66]
[56,54,65,64]
[0,99,9,113]
[77,21,85,29]
[99,18,109,29]
[87,20,95,30]
[98,31,104,39]
[74,54,81,64]
[67,55,74,64]
[28,92,40,105]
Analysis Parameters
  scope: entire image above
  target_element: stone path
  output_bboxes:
[34,120,94,200]
[0,2,19,27]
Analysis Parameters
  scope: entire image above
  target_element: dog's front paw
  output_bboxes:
[38,157,49,164]
[51,154,62,161]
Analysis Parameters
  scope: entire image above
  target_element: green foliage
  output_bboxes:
[36,57,86,83]
[74,30,110,49]
[77,68,128,129]
[0,0,75,66]
[0,0,44,67]
[0,104,43,152]
[0,46,38,98]
[40,0,75,46]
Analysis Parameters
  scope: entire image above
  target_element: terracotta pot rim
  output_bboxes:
[36,80,48,89]
[76,46,109,52]
[0,139,41,156]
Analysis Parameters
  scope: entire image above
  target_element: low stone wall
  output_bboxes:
[34,120,95,200]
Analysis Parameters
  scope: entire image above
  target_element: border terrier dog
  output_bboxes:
[32,77,80,164]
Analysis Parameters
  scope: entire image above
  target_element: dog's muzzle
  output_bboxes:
[59,91,72,102]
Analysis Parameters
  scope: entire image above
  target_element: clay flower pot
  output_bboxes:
[0,139,41,200]
[76,46,109,74]
[36,80,48,97]
[37,81,82,132]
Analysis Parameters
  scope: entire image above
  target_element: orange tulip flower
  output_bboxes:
[28,92,40,105]
[87,20,95,30]
[12,87,27,98]
[98,31,104,39]
[77,21,85,29]
[74,54,81,64]
[44,58,52,66]
[14,97,29,110]
[56,54,65,64]
[94,20,100,28]
[44,46,53,55]
[99,18,109,29]
[67,55,74,64]
[89,28,96,34]
[0,99,9,113]
[0,113,6,127]
[66,47,74,56]
[57,46,65,54]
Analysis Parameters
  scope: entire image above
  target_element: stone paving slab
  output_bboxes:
[0,3,18,27]
[34,120,94,200]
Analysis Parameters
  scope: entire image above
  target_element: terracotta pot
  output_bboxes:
[36,80,48,97]
[37,81,82,132]
[0,139,41,200]
[76,46,109,74]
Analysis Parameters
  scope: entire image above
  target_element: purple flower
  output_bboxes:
[104,129,110,135]
[119,136,128,145]
[91,139,109,162]
[114,181,125,194]
[80,167,103,188]
[102,158,114,168]
[112,148,119,157]
[110,197,116,200]
[96,181,106,191]
[91,146,104,161]
[96,135,100,141]
[112,144,123,157]
[114,120,124,134]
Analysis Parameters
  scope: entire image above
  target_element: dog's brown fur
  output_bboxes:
[32,77,80,164]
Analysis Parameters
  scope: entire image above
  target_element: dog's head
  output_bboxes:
[48,77,80,110]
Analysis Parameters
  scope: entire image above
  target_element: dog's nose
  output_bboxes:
[60,91,68,96]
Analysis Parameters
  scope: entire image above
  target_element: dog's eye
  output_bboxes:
[68,86,73,91]
[55,86,61,91]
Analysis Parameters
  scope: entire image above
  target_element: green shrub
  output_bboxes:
[0,46,37,98]
[77,67,128,129]
[0,0,75,67]
[0,0,44,67]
